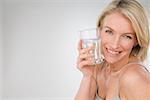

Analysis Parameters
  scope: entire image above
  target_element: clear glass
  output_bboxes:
[79,28,103,64]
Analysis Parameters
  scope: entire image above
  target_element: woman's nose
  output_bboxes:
[110,36,120,49]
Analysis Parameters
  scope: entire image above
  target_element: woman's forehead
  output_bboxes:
[102,12,135,34]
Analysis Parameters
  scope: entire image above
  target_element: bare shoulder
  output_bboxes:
[120,63,150,83]
[120,63,150,100]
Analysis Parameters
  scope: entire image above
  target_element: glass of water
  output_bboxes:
[79,28,103,64]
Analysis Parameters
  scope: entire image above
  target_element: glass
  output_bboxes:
[79,28,103,64]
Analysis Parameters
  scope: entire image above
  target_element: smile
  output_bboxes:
[106,48,122,56]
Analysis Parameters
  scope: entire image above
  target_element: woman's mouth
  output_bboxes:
[106,48,122,56]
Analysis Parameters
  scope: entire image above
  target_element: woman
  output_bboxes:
[75,0,150,100]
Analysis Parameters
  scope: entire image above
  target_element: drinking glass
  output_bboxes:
[79,28,103,64]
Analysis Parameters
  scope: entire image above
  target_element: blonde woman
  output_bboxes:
[75,0,150,100]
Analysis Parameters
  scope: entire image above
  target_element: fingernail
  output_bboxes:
[89,50,93,54]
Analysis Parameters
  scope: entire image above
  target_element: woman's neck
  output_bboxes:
[106,56,139,73]
[107,57,129,73]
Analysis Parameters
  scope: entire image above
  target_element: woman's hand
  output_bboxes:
[75,40,98,100]
[76,40,96,77]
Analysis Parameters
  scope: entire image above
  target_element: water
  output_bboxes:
[82,39,103,64]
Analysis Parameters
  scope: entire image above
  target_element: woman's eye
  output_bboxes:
[124,35,132,39]
[105,30,113,35]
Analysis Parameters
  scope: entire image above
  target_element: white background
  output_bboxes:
[0,0,149,100]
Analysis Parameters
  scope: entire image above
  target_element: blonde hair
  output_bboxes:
[97,0,150,61]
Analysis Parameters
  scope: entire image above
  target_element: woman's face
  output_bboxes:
[100,12,137,64]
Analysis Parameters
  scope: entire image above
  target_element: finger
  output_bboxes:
[76,56,85,67]
[79,53,94,60]
[79,46,94,55]
[77,55,95,66]
[78,40,82,51]
[77,60,94,69]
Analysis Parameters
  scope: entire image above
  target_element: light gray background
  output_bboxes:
[0,0,149,100]
[0,0,2,99]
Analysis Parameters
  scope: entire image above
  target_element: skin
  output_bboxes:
[75,12,150,100]
[100,12,136,71]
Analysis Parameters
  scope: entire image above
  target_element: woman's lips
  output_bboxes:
[106,48,122,56]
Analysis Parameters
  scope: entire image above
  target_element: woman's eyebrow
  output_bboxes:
[103,26,116,33]
[104,26,135,35]
[104,26,114,31]
[125,33,135,35]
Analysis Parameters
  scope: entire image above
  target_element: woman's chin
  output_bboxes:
[104,56,119,64]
